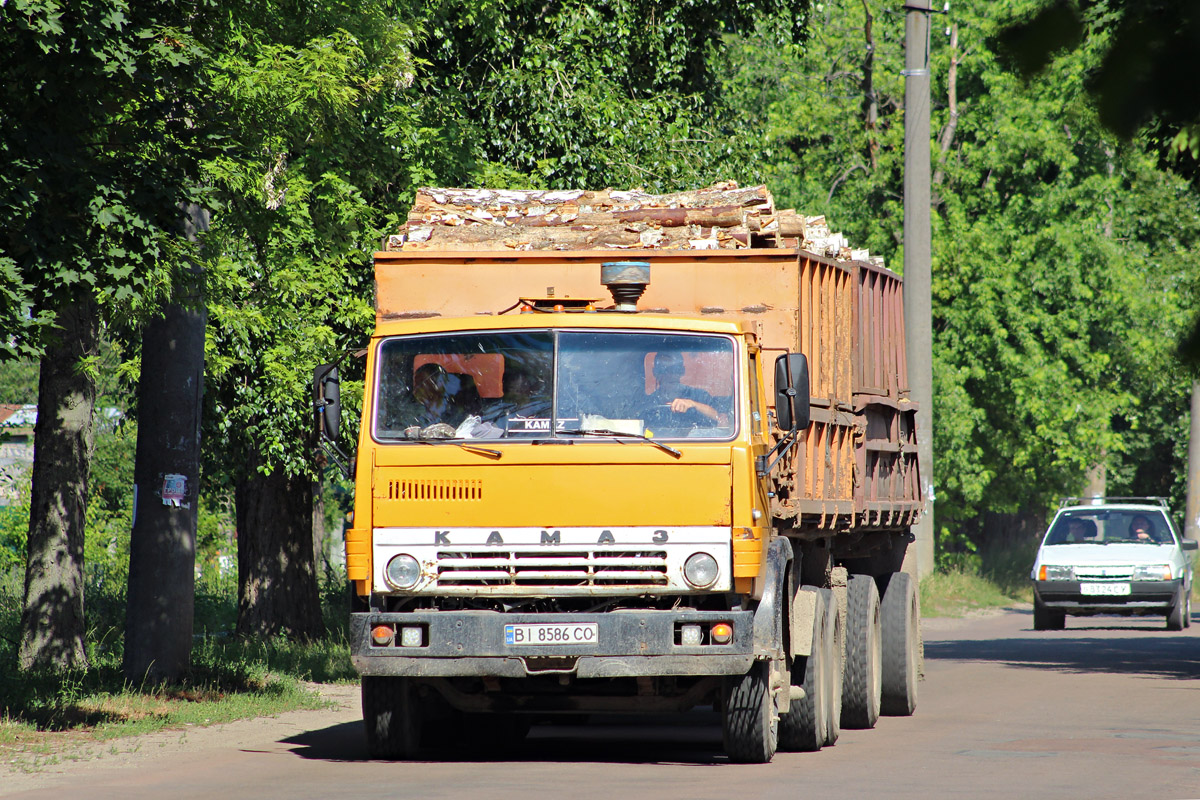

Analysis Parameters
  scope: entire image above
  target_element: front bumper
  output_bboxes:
[1033,579,1182,615]
[351,609,756,678]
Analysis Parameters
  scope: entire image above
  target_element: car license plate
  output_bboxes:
[1080,582,1131,596]
[504,623,598,646]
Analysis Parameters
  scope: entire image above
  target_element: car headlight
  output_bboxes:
[683,552,719,588]
[1131,564,1173,581]
[1039,564,1075,581]
[384,554,422,590]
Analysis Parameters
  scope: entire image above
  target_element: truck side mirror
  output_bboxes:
[315,365,340,440]
[774,353,810,431]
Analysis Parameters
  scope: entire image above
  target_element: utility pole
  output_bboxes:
[1186,381,1200,541]
[123,204,208,684]
[903,0,935,578]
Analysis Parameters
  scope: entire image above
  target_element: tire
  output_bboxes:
[841,575,882,729]
[722,660,778,763]
[1033,597,1066,631]
[362,676,421,759]
[1167,586,1187,631]
[1186,590,1192,629]
[823,587,843,746]
[778,587,827,752]
[880,572,919,717]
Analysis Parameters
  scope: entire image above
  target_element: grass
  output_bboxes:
[920,540,1039,618]
[920,567,1024,618]
[0,564,357,770]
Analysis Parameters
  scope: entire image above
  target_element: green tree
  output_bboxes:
[409,0,810,191]
[723,0,1200,553]
[1,0,211,670]
[198,1,414,639]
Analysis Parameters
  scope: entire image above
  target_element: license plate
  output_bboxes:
[1080,582,1131,596]
[504,623,598,646]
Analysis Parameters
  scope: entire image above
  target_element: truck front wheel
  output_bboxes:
[722,660,778,763]
[362,676,421,759]
[778,586,829,752]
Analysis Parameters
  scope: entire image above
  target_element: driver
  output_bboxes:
[646,352,728,428]
[1129,514,1161,543]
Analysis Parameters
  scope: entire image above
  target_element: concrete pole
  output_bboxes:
[1186,380,1200,541]
[903,0,935,578]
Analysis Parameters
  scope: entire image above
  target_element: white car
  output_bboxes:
[1030,498,1198,631]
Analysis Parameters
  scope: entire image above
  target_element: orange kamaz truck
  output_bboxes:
[316,184,923,763]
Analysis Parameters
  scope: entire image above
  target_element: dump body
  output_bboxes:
[373,247,921,539]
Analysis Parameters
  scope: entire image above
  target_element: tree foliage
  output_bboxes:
[724,0,1200,545]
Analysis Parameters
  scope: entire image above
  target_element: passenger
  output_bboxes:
[409,362,470,429]
[1066,518,1090,543]
[646,352,729,429]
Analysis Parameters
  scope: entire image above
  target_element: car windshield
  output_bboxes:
[1044,509,1176,546]
[373,329,737,442]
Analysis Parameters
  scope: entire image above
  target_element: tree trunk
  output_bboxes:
[235,461,323,640]
[860,0,879,170]
[1186,380,1200,541]
[18,292,99,671]
[123,207,207,684]
[312,477,326,577]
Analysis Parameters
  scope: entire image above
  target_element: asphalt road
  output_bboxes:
[6,607,1200,800]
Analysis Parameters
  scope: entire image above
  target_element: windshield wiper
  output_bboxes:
[411,438,503,458]
[557,428,682,458]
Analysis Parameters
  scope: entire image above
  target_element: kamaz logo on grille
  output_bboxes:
[433,529,671,545]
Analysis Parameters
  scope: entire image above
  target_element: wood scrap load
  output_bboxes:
[387,182,883,265]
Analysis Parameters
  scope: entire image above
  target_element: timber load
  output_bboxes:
[385,182,885,266]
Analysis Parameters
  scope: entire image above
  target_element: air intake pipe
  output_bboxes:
[600,261,651,312]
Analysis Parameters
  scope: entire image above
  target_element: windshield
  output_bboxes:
[373,330,737,442]
[1044,509,1177,545]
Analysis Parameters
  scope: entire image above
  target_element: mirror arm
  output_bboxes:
[756,426,801,478]
[319,439,354,480]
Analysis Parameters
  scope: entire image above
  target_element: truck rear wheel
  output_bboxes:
[841,574,881,729]
[362,676,421,759]
[778,587,828,752]
[722,660,778,763]
[880,572,919,717]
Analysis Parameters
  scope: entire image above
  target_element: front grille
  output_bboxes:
[1074,566,1135,580]
[387,479,483,501]
[436,549,669,587]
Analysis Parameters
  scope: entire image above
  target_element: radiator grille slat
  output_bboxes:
[436,549,669,588]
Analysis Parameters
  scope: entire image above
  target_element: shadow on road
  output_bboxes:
[281,714,735,766]
[925,610,1200,680]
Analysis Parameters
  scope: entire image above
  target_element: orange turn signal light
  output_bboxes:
[711,622,733,644]
[371,624,395,646]
[1038,565,1046,581]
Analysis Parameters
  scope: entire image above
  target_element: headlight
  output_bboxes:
[1039,564,1075,581]
[683,552,719,588]
[385,554,422,590]
[1132,564,1173,581]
